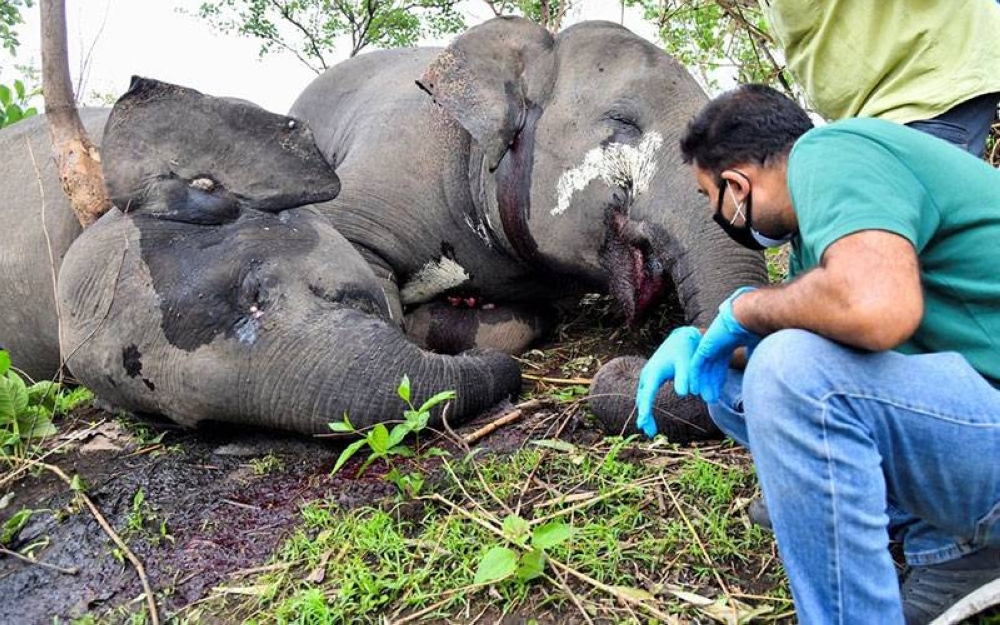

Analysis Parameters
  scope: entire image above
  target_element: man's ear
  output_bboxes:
[417,16,556,172]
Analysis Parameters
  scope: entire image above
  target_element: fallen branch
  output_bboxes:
[462,398,552,445]
[12,457,159,625]
[0,546,79,575]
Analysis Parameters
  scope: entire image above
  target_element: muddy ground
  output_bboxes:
[0,296,684,623]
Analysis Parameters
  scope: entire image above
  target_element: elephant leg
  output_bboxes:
[588,356,721,444]
[405,300,551,355]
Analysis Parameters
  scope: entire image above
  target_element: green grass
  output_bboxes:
[205,438,790,622]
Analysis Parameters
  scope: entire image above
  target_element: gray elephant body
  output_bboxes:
[0,109,105,380]
[292,19,768,356]
[292,18,768,441]
[47,78,519,434]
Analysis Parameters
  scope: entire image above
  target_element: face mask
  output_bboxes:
[713,171,793,251]
[750,228,794,248]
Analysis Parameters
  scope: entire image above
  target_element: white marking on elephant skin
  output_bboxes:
[552,131,664,216]
[400,256,471,305]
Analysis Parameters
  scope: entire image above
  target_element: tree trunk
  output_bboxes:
[40,0,110,227]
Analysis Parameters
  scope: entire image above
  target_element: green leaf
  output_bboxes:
[474,546,517,585]
[516,548,546,582]
[0,85,10,107]
[27,381,60,413]
[331,439,369,475]
[0,377,18,424]
[531,521,574,551]
[387,423,410,449]
[368,423,390,454]
[70,474,87,493]
[388,444,413,458]
[0,372,29,420]
[417,390,456,413]
[13,79,24,101]
[328,412,355,433]
[0,350,9,376]
[5,103,22,124]
[502,514,530,545]
[1,508,33,545]
[397,375,411,404]
[17,412,55,439]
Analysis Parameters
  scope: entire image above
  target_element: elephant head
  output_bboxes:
[58,78,520,434]
[418,18,767,327]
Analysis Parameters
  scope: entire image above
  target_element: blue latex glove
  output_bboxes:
[635,326,702,437]
[689,287,760,404]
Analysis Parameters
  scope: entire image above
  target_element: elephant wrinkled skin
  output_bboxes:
[291,17,768,441]
[49,78,520,434]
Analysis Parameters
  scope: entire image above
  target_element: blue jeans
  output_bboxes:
[906,91,999,158]
[708,330,1000,624]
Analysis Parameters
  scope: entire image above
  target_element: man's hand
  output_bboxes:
[635,326,702,437]
[689,287,761,403]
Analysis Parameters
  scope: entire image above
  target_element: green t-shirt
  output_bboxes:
[763,0,1000,122]
[788,118,1000,385]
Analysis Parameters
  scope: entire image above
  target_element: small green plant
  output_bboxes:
[384,467,425,498]
[329,375,455,478]
[113,487,173,562]
[250,453,284,475]
[549,384,589,403]
[474,515,575,586]
[0,507,34,545]
[0,350,84,457]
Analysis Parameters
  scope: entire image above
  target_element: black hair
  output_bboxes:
[679,84,813,184]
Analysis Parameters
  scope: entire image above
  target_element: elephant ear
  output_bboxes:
[417,16,556,172]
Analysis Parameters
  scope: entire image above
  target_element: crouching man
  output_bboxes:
[637,84,1000,624]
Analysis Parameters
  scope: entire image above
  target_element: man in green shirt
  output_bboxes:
[764,0,1000,157]
[635,84,1000,623]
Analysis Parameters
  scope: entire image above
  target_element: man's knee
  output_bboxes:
[743,329,843,420]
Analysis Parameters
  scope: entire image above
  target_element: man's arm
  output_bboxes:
[732,230,923,351]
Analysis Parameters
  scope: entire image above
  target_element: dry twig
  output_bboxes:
[462,398,551,445]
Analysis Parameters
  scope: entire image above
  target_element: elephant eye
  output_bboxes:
[604,112,642,141]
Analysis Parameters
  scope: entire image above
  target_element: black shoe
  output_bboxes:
[748,496,773,532]
[901,547,1000,625]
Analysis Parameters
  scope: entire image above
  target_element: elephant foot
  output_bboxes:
[405,300,551,355]
[588,356,722,444]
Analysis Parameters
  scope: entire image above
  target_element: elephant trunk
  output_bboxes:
[246,309,522,435]
[588,182,768,443]
[665,211,768,328]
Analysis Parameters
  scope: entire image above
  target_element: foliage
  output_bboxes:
[191,0,466,73]
[0,77,37,128]
[473,515,574,584]
[0,506,34,545]
[112,487,173,562]
[0,0,32,55]
[626,0,799,100]
[0,351,65,456]
[209,438,785,622]
[329,375,455,478]
[483,0,576,32]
